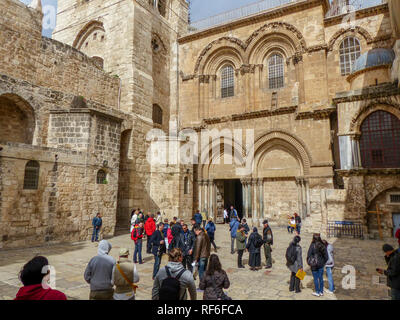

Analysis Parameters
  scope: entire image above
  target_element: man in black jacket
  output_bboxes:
[182,224,196,272]
[150,223,166,280]
[377,244,400,300]
[262,220,273,269]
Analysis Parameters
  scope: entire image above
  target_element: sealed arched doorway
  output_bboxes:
[0,94,35,144]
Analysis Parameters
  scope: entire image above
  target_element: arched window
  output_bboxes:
[23,161,40,190]
[96,170,107,184]
[184,176,189,194]
[268,53,284,89]
[339,37,361,76]
[221,65,234,98]
[360,111,400,168]
[152,104,163,125]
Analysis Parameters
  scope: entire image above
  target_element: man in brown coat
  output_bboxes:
[194,226,211,281]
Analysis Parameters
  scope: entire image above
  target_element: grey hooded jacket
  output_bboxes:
[84,240,116,291]
[152,261,197,300]
[325,244,334,268]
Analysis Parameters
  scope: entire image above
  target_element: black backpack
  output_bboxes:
[159,267,186,300]
[286,243,297,265]
[254,235,264,248]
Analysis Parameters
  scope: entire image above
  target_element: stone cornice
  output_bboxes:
[333,83,400,103]
[295,106,336,120]
[202,105,298,125]
[49,108,124,123]
[323,3,389,27]
[179,0,325,44]
[336,168,400,177]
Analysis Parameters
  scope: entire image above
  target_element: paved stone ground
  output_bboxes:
[0,224,397,300]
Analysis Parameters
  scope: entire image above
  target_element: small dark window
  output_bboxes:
[390,194,400,203]
[153,104,163,126]
[23,160,40,190]
[96,170,107,184]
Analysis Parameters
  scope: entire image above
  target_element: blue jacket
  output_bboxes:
[230,219,240,238]
[205,222,216,236]
[92,217,102,228]
[194,213,202,225]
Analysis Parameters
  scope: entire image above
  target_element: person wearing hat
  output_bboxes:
[236,224,247,268]
[377,244,400,300]
[262,220,273,269]
[111,248,140,300]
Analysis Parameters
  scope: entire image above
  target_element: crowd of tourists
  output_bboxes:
[13,208,400,300]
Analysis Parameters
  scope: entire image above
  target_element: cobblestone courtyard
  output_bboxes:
[0,224,397,300]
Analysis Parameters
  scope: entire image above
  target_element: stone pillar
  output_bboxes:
[204,179,208,217]
[252,179,258,225]
[241,179,247,218]
[209,179,214,219]
[305,179,311,217]
[247,179,252,219]
[259,178,264,221]
[198,179,203,212]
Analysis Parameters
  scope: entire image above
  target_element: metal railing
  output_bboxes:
[189,0,293,32]
[188,0,387,33]
[325,0,387,18]
[327,221,364,239]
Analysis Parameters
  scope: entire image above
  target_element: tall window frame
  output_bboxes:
[268,53,284,89]
[23,160,40,190]
[359,110,400,168]
[220,65,235,98]
[339,37,361,76]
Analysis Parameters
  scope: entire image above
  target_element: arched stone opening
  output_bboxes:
[0,94,35,144]
[367,187,400,239]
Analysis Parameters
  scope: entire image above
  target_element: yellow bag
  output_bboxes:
[296,269,306,281]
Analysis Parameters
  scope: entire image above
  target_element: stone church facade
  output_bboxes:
[0,0,399,248]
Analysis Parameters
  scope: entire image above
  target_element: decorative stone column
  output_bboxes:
[204,179,209,216]
[305,179,311,217]
[252,179,258,225]
[258,178,264,223]
[247,179,252,219]
[208,179,214,219]
[198,179,203,212]
[241,179,247,218]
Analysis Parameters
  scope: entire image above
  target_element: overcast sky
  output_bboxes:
[19,0,260,37]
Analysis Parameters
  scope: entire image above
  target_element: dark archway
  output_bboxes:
[116,129,132,231]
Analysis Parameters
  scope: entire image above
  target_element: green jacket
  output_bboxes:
[236,230,246,251]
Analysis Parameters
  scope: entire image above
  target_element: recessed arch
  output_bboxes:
[350,102,400,134]
[252,130,312,176]
[0,93,36,144]
[194,37,246,75]
[327,26,372,51]
[73,20,105,50]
